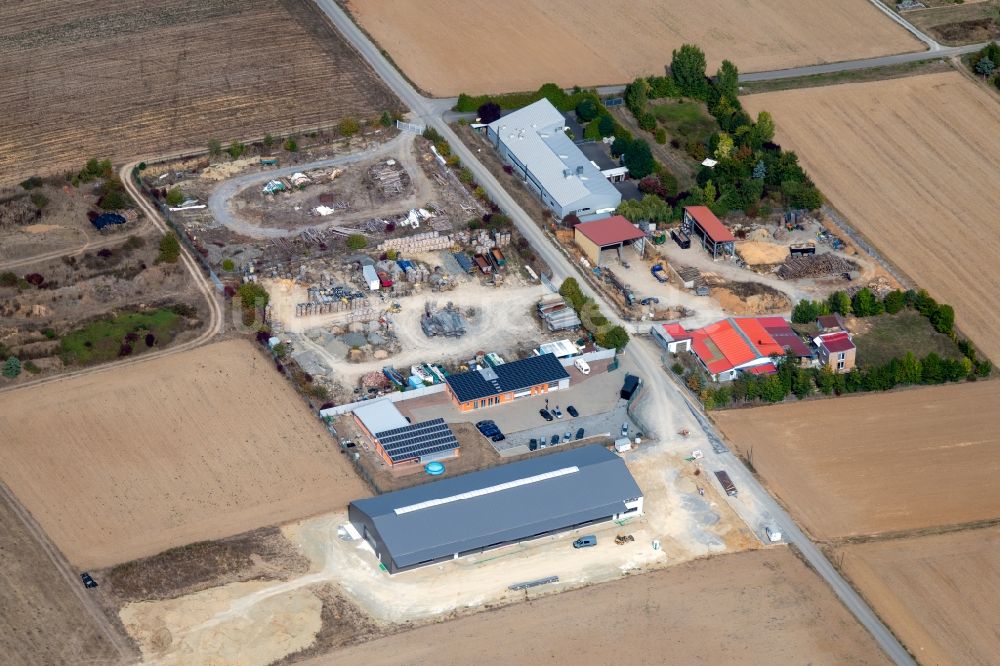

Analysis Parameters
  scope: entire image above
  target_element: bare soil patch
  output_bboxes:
[0,339,370,568]
[714,381,1000,539]
[835,526,1000,666]
[0,488,124,665]
[710,280,791,315]
[346,0,920,96]
[905,1,1000,45]
[744,73,1000,363]
[0,0,400,185]
[296,548,888,666]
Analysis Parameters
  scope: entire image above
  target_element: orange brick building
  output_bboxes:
[444,353,571,412]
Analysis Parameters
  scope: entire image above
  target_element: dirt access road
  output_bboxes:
[345,0,921,95]
[714,381,1000,540]
[0,339,369,569]
[298,548,888,666]
[744,72,1000,364]
[835,525,1000,666]
[0,0,400,185]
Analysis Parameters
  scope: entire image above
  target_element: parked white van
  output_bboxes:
[574,358,591,375]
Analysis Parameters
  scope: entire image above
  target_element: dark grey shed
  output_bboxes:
[348,445,643,573]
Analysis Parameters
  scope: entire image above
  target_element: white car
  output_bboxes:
[621,422,629,437]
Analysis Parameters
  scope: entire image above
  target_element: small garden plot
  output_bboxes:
[853,309,963,368]
[58,307,190,365]
[651,101,718,146]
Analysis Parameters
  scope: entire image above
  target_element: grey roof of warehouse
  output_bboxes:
[349,445,643,570]
[487,99,619,210]
[445,352,570,403]
[353,398,409,434]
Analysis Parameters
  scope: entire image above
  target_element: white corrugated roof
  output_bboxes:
[488,99,619,209]
[353,398,408,434]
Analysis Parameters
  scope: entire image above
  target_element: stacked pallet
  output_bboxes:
[377,231,452,252]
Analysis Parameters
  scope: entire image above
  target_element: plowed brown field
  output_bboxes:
[714,381,1000,539]
[836,526,1000,666]
[0,339,369,569]
[303,549,889,666]
[0,0,400,184]
[345,0,920,96]
[743,73,1000,363]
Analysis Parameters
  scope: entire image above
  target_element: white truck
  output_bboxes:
[765,526,782,542]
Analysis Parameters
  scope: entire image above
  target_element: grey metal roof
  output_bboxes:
[488,99,619,209]
[353,399,408,434]
[350,445,642,569]
[376,418,459,464]
[445,353,569,403]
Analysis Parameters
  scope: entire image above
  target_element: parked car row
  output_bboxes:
[476,420,506,442]
[539,404,580,422]
[528,427,586,451]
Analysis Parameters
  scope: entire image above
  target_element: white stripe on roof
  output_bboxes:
[393,466,580,515]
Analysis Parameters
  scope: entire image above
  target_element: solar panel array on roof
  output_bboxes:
[376,417,459,464]
[445,353,570,403]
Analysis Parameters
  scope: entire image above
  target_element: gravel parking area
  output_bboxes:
[406,365,642,457]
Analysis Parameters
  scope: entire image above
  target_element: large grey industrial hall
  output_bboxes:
[348,445,644,573]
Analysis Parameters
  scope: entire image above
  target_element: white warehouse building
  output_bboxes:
[486,99,621,222]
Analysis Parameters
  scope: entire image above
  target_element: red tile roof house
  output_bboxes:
[654,317,813,381]
[813,331,857,373]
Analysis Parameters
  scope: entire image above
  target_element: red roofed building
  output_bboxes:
[813,331,856,373]
[682,206,735,258]
[653,316,812,381]
[574,215,646,265]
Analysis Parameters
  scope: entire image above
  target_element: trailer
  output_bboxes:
[473,254,493,274]
[377,271,393,288]
[650,264,669,283]
[789,242,816,256]
[714,470,737,497]
[671,229,691,249]
[489,247,507,268]
[361,265,380,291]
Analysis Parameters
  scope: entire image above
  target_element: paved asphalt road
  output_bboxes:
[314,1,919,662]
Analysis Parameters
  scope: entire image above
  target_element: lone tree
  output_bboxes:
[477,102,501,124]
[158,232,181,263]
[208,138,222,158]
[715,60,740,100]
[575,97,599,122]
[3,356,21,378]
[227,141,246,159]
[346,234,367,251]
[165,186,184,207]
[670,44,709,99]
[339,117,360,136]
[976,56,996,78]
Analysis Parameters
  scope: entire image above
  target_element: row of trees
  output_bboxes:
[792,288,955,336]
[695,347,987,409]
[558,278,630,351]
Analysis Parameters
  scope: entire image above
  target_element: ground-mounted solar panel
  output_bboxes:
[376,418,460,463]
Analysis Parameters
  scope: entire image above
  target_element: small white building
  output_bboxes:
[362,265,380,291]
[534,339,580,359]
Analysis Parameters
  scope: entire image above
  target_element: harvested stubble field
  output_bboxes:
[714,381,1000,539]
[0,0,400,185]
[0,339,369,569]
[345,0,920,96]
[835,526,1000,666]
[0,489,122,666]
[302,549,888,666]
[743,73,1000,363]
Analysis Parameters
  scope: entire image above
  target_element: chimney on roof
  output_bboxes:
[563,169,571,179]
[576,165,584,175]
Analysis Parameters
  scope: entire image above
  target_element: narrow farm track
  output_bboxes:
[0,219,150,272]
[0,164,223,396]
[0,478,136,663]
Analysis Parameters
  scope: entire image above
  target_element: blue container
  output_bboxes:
[425,461,445,475]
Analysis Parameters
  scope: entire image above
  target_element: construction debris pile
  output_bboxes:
[367,160,410,199]
[777,253,857,280]
[537,294,581,332]
[421,301,468,338]
[847,275,894,298]
[295,280,370,317]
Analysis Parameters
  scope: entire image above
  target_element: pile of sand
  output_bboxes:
[736,241,788,266]
[712,287,790,315]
